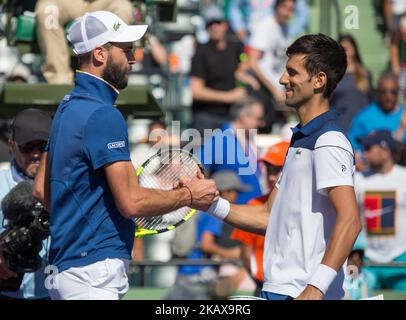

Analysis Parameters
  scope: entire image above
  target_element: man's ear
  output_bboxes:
[8,139,16,153]
[92,46,108,64]
[313,71,327,93]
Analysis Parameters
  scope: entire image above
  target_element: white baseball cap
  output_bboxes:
[67,11,148,55]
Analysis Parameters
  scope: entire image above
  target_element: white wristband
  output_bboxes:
[207,197,230,220]
[308,264,337,295]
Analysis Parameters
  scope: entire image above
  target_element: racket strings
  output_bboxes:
[139,153,197,229]
[134,150,200,231]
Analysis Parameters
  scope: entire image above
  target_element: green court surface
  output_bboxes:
[123,287,406,300]
[123,287,170,300]
[373,290,406,300]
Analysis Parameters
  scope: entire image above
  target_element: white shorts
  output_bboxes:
[48,258,130,300]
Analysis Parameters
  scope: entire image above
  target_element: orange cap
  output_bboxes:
[260,141,290,166]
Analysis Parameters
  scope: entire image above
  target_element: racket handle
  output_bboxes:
[207,197,230,220]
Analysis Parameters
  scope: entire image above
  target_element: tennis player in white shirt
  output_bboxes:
[205,33,361,300]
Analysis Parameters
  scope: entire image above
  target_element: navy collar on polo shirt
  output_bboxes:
[74,70,119,105]
[291,110,339,137]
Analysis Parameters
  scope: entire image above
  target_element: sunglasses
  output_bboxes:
[378,89,398,96]
[18,141,47,154]
[265,163,283,175]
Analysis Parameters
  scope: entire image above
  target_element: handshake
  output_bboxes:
[174,171,218,211]
[174,171,230,220]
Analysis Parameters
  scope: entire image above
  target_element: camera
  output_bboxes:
[0,182,49,291]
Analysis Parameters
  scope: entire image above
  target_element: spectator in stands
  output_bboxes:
[130,120,167,169]
[0,108,52,300]
[170,172,246,299]
[133,35,167,74]
[348,72,406,158]
[231,141,289,296]
[228,0,308,44]
[248,0,296,132]
[211,170,254,293]
[130,120,178,287]
[343,247,376,300]
[198,96,264,205]
[35,0,134,84]
[391,15,406,101]
[190,4,247,133]
[354,130,406,291]
[330,34,375,132]
[131,5,167,75]
[383,0,406,36]
[167,210,222,300]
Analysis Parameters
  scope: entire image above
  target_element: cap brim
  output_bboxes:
[356,136,369,147]
[16,132,49,145]
[111,25,148,43]
[259,158,283,167]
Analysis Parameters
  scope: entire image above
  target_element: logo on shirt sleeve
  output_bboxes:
[107,141,126,149]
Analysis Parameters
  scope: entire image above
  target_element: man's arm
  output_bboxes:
[288,0,309,37]
[190,76,247,104]
[248,49,285,104]
[390,31,400,75]
[214,187,278,235]
[32,151,51,211]
[228,0,248,43]
[296,185,361,300]
[200,232,240,259]
[105,160,218,219]
[394,108,406,142]
[324,186,362,270]
[383,0,393,35]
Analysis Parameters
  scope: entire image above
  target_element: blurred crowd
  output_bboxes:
[1,0,406,300]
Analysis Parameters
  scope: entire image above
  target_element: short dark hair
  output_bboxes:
[274,0,296,10]
[78,42,113,67]
[286,33,347,98]
[229,96,263,121]
[378,70,399,87]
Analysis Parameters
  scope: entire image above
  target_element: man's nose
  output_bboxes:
[127,52,136,64]
[279,72,288,85]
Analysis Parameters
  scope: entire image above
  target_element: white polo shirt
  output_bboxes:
[263,111,355,299]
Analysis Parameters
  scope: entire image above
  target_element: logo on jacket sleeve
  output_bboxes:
[107,141,126,149]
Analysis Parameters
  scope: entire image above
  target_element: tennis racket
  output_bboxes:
[134,148,204,237]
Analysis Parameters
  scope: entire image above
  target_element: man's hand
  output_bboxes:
[295,285,324,300]
[0,249,18,280]
[226,87,247,103]
[185,171,219,211]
